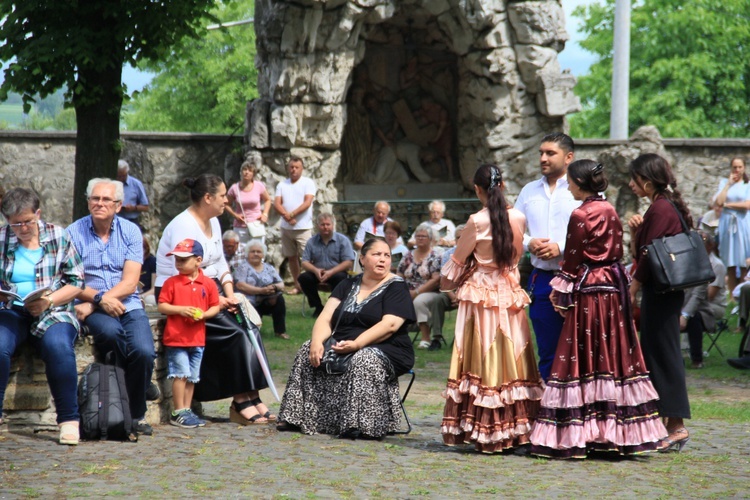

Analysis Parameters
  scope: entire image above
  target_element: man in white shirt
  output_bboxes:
[273,156,316,294]
[353,200,393,250]
[514,132,580,381]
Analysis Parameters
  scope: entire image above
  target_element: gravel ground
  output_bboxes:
[2,389,749,499]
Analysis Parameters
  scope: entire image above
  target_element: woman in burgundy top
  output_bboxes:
[628,153,692,452]
[530,160,666,459]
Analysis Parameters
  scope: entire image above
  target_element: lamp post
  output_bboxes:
[610,0,631,140]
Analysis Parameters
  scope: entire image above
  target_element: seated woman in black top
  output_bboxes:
[277,239,416,438]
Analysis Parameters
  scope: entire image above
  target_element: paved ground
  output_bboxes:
[2,389,749,499]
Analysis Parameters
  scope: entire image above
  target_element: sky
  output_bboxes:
[558,0,599,76]
[121,0,599,92]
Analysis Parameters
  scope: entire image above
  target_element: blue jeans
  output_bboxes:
[166,346,204,383]
[84,309,155,420]
[0,309,80,423]
[528,269,565,381]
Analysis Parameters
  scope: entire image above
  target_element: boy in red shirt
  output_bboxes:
[158,239,220,428]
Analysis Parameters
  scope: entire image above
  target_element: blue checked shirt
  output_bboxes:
[301,232,356,270]
[0,221,85,338]
[67,215,144,312]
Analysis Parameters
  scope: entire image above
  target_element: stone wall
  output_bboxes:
[0,130,244,247]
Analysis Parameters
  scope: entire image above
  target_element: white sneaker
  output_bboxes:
[418,340,431,349]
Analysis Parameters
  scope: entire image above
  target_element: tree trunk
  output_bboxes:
[72,63,124,221]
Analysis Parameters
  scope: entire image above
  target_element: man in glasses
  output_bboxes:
[67,178,156,436]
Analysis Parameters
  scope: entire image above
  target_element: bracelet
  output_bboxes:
[45,294,54,309]
[415,289,420,296]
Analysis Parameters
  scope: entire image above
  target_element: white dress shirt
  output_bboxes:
[514,176,581,271]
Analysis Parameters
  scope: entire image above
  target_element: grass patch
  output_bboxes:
[690,401,750,423]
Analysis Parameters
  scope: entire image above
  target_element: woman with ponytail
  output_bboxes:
[529,160,667,458]
[440,164,543,453]
[627,153,692,452]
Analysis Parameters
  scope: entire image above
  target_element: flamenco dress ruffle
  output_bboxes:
[441,258,544,453]
[529,267,668,459]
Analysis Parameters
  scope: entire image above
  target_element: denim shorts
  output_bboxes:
[166,346,204,383]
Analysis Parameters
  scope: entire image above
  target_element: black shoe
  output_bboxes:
[727,356,750,370]
[428,338,442,351]
[146,382,161,401]
[134,418,153,436]
[312,306,324,318]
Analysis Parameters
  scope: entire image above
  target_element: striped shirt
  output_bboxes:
[66,215,144,312]
[0,221,85,338]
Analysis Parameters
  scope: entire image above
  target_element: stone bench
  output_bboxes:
[2,309,172,431]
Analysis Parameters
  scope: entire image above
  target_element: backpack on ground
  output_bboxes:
[78,362,137,442]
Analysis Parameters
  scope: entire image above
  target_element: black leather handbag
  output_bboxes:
[642,200,715,294]
[320,335,354,375]
[318,299,354,375]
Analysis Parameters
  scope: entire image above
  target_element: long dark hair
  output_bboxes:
[474,164,515,269]
[629,153,693,227]
[183,174,224,204]
[568,159,608,193]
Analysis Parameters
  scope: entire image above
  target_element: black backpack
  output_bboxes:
[78,362,137,442]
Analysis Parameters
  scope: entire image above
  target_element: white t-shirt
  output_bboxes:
[155,209,230,287]
[275,176,316,230]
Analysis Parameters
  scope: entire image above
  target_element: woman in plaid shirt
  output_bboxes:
[0,188,85,445]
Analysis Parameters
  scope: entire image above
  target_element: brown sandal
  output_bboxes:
[230,400,268,425]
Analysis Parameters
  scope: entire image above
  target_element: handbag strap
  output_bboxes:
[663,197,691,234]
[327,277,356,340]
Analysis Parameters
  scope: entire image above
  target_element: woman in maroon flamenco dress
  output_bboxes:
[529,160,667,459]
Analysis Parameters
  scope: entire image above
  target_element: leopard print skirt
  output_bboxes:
[278,341,402,437]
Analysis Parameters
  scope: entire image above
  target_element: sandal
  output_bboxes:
[59,421,80,445]
[250,397,277,421]
[286,287,300,295]
[230,400,268,425]
[275,332,291,340]
[658,428,689,453]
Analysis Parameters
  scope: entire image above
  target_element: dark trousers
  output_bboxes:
[686,314,705,364]
[528,269,565,381]
[298,271,348,310]
[255,296,287,334]
[640,285,690,419]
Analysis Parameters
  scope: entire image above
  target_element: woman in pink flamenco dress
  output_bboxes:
[529,160,667,458]
[441,164,544,453]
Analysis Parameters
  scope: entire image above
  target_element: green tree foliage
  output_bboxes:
[570,0,750,138]
[125,0,258,134]
[0,0,216,219]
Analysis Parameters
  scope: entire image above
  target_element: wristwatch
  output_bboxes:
[93,292,104,307]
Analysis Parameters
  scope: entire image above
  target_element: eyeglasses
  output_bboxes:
[8,219,37,229]
[88,196,120,205]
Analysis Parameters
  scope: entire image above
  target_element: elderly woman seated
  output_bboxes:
[0,188,85,444]
[398,223,444,350]
[277,239,416,439]
[234,242,289,340]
